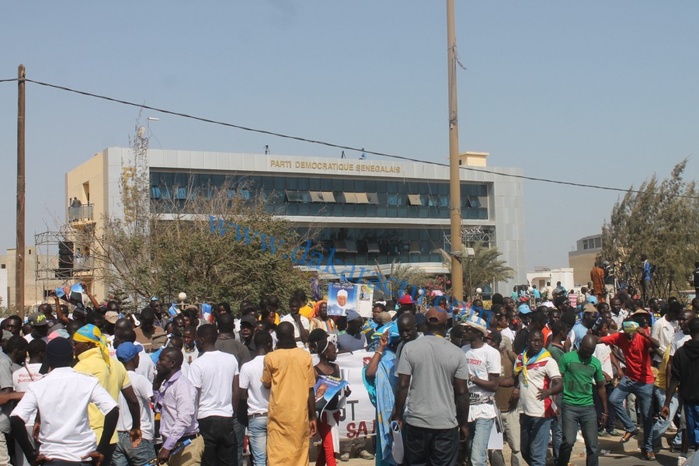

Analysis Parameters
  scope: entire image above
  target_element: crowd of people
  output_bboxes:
[0,279,696,466]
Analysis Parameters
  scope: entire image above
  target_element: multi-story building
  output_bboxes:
[568,234,603,286]
[0,246,55,311]
[65,148,526,300]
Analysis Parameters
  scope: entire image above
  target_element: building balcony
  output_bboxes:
[68,204,94,224]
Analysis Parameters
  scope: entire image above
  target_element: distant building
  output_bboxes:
[568,234,603,286]
[527,267,574,294]
[0,247,54,311]
[64,148,526,301]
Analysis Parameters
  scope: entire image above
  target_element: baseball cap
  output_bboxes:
[105,311,119,324]
[116,342,143,363]
[29,313,48,327]
[345,309,362,322]
[240,315,257,327]
[517,304,532,315]
[583,303,598,315]
[587,295,598,305]
[463,314,488,336]
[377,311,392,325]
[398,295,415,305]
[425,307,448,324]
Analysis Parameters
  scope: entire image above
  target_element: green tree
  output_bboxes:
[438,242,514,299]
[601,160,699,298]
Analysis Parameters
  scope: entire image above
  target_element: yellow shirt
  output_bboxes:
[299,302,316,320]
[654,344,672,390]
[74,348,131,444]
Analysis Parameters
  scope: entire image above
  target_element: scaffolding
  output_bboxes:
[34,230,95,298]
[443,225,496,248]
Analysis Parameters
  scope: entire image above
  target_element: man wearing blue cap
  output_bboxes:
[113,342,157,466]
[337,310,367,352]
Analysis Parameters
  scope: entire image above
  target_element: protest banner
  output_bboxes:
[334,350,376,439]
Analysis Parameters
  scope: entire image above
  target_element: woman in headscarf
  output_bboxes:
[308,329,348,466]
[311,301,336,333]
[362,322,400,466]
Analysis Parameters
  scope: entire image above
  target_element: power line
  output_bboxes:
[0,78,18,83]
[13,78,698,200]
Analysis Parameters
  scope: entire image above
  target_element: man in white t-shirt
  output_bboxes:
[239,330,273,466]
[113,342,157,465]
[651,302,680,365]
[11,337,119,465]
[11,339,45,466]
[462,316,501,466]
[279,297,310,348]
[610,298,629,330]
[188,324,239,466]
[513,330,562,466]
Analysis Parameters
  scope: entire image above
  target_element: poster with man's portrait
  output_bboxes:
[327,282,356,316]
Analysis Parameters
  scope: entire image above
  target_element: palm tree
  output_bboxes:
[438,242,514,299]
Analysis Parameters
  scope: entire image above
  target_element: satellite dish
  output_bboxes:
[137,126,145,138]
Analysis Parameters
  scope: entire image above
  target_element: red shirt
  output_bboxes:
[601,332,654,384]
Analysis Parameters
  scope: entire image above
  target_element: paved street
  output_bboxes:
[335,429,692,466]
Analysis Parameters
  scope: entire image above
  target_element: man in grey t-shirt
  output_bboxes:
[392,307,470,466]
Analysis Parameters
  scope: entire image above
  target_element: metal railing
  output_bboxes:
[67,204,94,222]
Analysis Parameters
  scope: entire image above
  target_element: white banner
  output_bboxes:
[335,350,377,439]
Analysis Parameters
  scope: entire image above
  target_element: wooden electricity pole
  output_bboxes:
[16,64,26,317]
[447,0,464,301]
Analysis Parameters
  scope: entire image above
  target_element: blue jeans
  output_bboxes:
[550,415,562,462]
[521,415,551,466]
[112,432,157,465]
[233,417,246,466]
[467,417,494,466]
[248,415,268,466]
[609,376,654,452]
[557,404,599,466]
[685,403,699,446]
[652,388,679,450]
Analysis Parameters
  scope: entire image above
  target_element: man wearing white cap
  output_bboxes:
[462,315,501,466]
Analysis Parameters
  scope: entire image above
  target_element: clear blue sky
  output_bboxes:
[0,1,697,274]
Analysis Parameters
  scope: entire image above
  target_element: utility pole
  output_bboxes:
[447,0,464,301]
[16,64,26,318]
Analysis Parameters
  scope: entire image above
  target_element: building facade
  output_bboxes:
[0,247,54,311]
[65,148,526,300]
[568,234,603,286]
